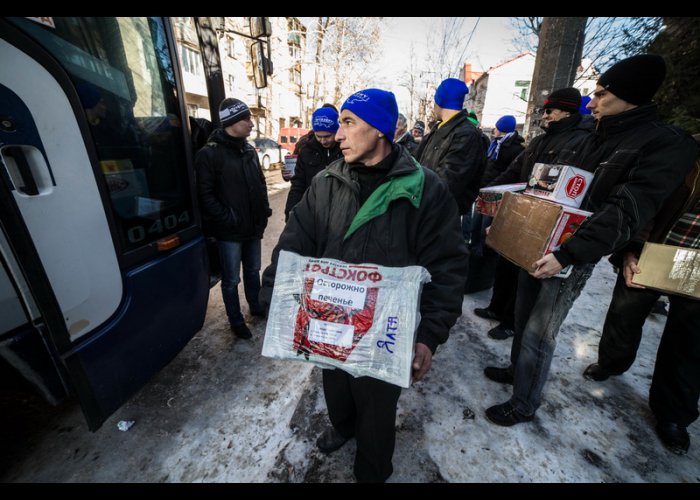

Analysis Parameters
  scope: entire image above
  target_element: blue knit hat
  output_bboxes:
[341,88,398,143]
[579,95,592,115]
[312,107,339,133]
[434,78,469,110]
[495,115,516,133]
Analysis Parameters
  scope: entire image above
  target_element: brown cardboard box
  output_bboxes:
[632,242,700,299]
[485,192,591,277]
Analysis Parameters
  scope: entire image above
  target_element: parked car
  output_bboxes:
[249,137,283,170]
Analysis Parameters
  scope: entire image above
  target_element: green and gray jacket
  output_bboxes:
[261,146,468,353]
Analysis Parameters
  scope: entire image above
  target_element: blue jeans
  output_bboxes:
[508,264,595,415]
[218,239,262,326]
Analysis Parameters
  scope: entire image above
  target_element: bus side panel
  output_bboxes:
[67,238,209,429]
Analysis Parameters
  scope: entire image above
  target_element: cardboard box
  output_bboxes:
[476,183,527,216]
[632,242,700,299]
[485,192,591,277]
[525,163,594,208]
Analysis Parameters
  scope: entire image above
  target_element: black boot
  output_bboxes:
[655,421,690,455]
[484,366,514,385]
[231,323,252,339]
[316,427,352,454]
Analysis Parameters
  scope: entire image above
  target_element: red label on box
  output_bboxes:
[565,175,587,199]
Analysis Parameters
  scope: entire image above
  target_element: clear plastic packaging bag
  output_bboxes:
[262,251,431,388]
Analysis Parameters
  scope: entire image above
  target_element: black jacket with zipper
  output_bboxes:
[195,129,271,241]
[479,131,525,187]
[414,110,486,214]
[489,113,593,186]
[261,146,468,353]
[553,104,698,267]
[284,135,342,219]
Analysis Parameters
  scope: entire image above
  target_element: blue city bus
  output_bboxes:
[0,17,268,430]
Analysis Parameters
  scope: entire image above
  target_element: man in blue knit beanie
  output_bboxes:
[415,77,487,250]
[260,87,468,482]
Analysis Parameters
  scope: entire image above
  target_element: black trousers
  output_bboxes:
[598,272,700,426]
[488,256,519,329]
[322,368,402,482]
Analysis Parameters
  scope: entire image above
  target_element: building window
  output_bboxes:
[187,103,199,118]
[180,45,202,76]
[515,80,531,101]
[227,74,235,92]
[289,64,301,87]
[226,36,235,57]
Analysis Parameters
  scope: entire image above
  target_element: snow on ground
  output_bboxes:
[2,187,698,483]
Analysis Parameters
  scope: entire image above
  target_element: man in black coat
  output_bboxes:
[414,78,486,217]
[483,55,698,430]
[195,98,272,340]
[284,107,342,220]
[475,88,593,340]
[260,88,467,482]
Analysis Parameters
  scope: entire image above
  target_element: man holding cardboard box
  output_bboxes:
[475,88,593,340]
[483,54,698,430]
[583,136,699,454]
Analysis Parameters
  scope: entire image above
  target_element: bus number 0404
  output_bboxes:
[127,211,191,243]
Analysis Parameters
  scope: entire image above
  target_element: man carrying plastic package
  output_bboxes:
[260,88,468,483]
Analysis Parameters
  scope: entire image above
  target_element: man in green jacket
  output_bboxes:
[260,88,468,482]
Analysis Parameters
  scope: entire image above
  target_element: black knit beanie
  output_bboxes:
[597,54,666,105]
[219,98,251,127]
[543,87,581,113]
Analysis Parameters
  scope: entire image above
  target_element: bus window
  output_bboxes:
[8,17,195,255]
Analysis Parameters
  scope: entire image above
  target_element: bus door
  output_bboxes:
[0,17,210,430]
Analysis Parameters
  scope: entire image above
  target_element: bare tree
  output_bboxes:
[399,43,420,124]
[511,17,663,73]
[306,17,384,106]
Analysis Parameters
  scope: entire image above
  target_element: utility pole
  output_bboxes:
[523,17,587,140]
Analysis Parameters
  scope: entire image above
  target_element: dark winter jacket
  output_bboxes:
[284,135,342,219]
[414,110,486,214]
[395,130,418,154]
[293,130,315,155]
[489,113,593,186]
[261,146,469,353]
[479,132,525,187]
[195,129,271,241]
[553,104,698,268]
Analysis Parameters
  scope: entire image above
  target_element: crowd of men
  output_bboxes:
[193,53,699,482]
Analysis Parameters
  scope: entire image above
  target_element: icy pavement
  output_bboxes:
[3,263,698,483]
[1,189,698,482]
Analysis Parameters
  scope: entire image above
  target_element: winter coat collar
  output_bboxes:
[325,147,425,240]
[208,128,255,153]
[595,103,659,138]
